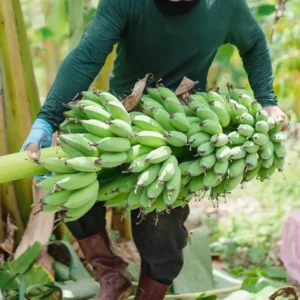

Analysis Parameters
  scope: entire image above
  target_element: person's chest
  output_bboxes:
[122,0,234,58]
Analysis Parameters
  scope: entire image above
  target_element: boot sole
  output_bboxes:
[120,285,134,299]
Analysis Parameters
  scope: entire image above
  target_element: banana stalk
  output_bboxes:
[0,147,67,184]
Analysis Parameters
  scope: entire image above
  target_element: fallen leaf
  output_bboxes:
[123,73,153,112]
[175,77,199,99]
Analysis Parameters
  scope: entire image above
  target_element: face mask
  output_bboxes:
[154,0,200,16]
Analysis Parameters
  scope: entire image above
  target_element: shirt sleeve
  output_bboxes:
[226,0,277,107]
[37,0,128,129]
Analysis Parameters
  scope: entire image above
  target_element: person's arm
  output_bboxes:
[226,0,277,107]
[37,0,128,129]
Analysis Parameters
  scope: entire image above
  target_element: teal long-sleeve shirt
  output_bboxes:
[38,0,278,129]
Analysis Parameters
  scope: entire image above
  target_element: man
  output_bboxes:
[22,0,288,299]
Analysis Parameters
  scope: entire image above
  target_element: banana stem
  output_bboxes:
[0,147,67,183]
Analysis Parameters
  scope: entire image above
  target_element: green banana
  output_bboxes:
[107,119,133,137]
[66,157,102,172]
[126,154,151,173]
[242,141,259,154]
[249,101,262,117]
[253,133,269,146]
[125,144,153,163]
[230,146,246,160]
[166,166,181,194]
[188,132,211,148]
[96,152,128,168]
[259,141,274,160]
[210,134,228,147]
[140,188,151,208]
[236,113,255,126]
[81,120,115,137]
[228,159,246,178]
[216,146,231,161]
[136,164,161,189]
[105,100,131,125]
[39,158,76,174]
[147,180,165,201]
[169,113,190,132]
[179,161,194,176]
[188,175,204,194]
[163,131,188,147]
[274,143,287,158]
[255,121,269,135]
[270,132,287,143]
[82,105,111,122]
[94,137,131,152]
[153,109,176,131]
[128,188,143,207]
[237,124,255,138]
[132,114,164,133]
[59,139,85,158]
[256,110,269,122]
[224,173,243,193]
[136,131,167,147]
[59,122,87,134]
[203,170,219,189]
[145,146,172,164]
[246,153,258,169]
[195,106,219,123]
[36,174,71,191]
[43,189,73,206]
[209,101,230,127]
[118,174,139,193]
[105,193,128,208]
[214,160,229,177]
[196,142,215,156]
[187,159,203,177]
[189,94,209,108]
[262,155,274,169]
[64,180,99,209]
[274,156,285,172]
[199,154,217,172]
[158,156,178,183]
[228,131,247,145]
[199,120,222,135]
[55,172,97,191]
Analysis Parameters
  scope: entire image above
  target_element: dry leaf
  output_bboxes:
[269,286,298,300]
[175,77,199,99]
[122,73,153,112]
[0,213,17,256]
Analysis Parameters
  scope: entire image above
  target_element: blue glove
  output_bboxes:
[21,118,54,180]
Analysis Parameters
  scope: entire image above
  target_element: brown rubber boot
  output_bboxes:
[78,231,133,300]
[135,272,171,300]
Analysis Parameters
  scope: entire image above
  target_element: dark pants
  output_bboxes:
[66,202,190,285]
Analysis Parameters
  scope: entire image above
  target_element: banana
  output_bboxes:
[270,116,285,134]
[64,195,97,222]
[259,141,274,160]
[230,146,246,160]
[210,134,228,147]
[146,88,164,104]
[210,182,225,199]
[59,134,99,157]
[64,180,99,209]
[169,113,190,132]
[214,160,229,177]
[188,175,204,194]
[81,120,114,137]
[118,174,139,193]
[82,133,102,144]
[39,158,76,174]
[196,142,215,156]
[233,104,248,117]
[180,175,191,187]
[228,159,246,178]
[140,95,164,115]
[106,119,133,138]
[125,144,153,163]
[43,203,63,213]
[166,166,181,194]
[66,157,102,172]
[238,94,253,108]
[246,153,258,169]
[216,146,231,161]
[274,156,285,172]
[188,132,211,148]
[199,120,222,135]
[67,102,87,118]
[187,116,201,124]
[94,137,131,152]
[125,154,151,173]
[195,107,219,123]
[163,131,188,147]
[153,109,176,131]
[208,91,227,105]
[179,161,194,176]
[187,159,203,177]
[136,131,166,147]
[224,173,243,193]
[255,120,269,135]
[203,170,219,189]
[189,94,209,108]
[270,132,287,143]
[63,110,87,120]
[253,133,269,146]
[199,154,216,172]
[140,188,151,208]
[162,97,185,114]
[55,172,97,191]
[105,193,128,208]
[256,110,269,122]
[59,122,87,134]
[242,141,259,154]
[186,123,202,138]
[158,155,178,184]
[43,189,73,206]
[183,104,194,116]
[236,113,255,126]
[76,99,103,108]
[129,126,142,145]
[268,117,276,131]
[97,179,121,201]
[228,131,247,145]
[209,101,230,127]
[82,91,107,105]
[136,164,161,189]
[244,163,261,182]
[81,105,111,122]
[163,184,180,206]
[145,146,172,164]
[96,152,127,168]
[132,114,164,133]
[228,89,242,102]
[262,155,274,169]
[105,100,131,124]
[128,188,143,207]
[59,139,85,158]
[249,101,262,117]
[237,124,254,138]
[147,180,165,200]
[36,174,70,191]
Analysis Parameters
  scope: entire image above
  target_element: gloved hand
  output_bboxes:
[21,118,54,179]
